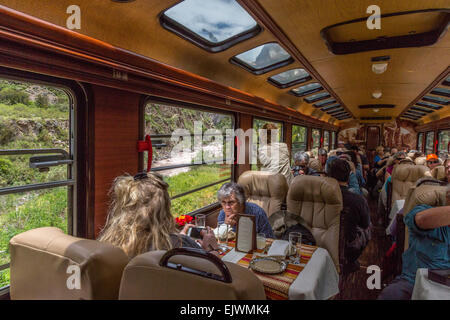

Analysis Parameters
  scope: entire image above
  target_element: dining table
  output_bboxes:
[218,239,340,300]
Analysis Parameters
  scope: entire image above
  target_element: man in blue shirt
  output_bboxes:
[217,182,274,238]
[378,184,450,299]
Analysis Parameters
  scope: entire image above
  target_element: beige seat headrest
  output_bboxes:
[431,166,447,181]
[119,249,266,300]
[391,164,431,204]
[414,156,426,165]
[308,158,322,172]
[9,227,128,300]
[238,171,288,217]
[287,175,343,268]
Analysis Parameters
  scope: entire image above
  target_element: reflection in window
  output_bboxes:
[425,131,434,155]
[164,0,257,44]
[145,102,233,215]
[417,132,424,151]
[323,131,330,151]
[268,68,310,87]
[312,129,321,150]
[252,118,283,170]
[291,83,322,97]
[233,43,292,72]
[291,125,307,162]
[438,130,450,159]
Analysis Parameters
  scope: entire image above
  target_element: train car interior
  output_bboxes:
[0,0,449,301]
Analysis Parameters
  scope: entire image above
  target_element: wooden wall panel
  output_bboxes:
[93,85,141,237]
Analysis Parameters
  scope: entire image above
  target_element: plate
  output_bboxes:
[249,257,287,274]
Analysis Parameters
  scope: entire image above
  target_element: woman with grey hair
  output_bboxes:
[291,151,318,177]
[216,182,274,238]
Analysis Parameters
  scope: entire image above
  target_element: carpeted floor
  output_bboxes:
[336,195,395,300]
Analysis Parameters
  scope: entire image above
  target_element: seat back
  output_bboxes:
[391,164,431,205]
[119,248,266,300]
[9,227,128,300]
[237,171,288,217]
[431,166,447,181]
[402,184,447,250]
[286,175,343,269]
[414,156,426,165]
[308,158,322,172]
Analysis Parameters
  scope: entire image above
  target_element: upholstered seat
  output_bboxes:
[286,175,343,269]
[431,165,447,181]
[119,248,266,300]
[9,227,128,300]
[414,156,426,165]
[308,158,323,172]
[390,164,431,205]
[237,171,288,217]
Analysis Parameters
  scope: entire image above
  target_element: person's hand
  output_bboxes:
[299,169,305,175]
[225,213,237,226]
[198,226,219,252]
[180,223,195,235]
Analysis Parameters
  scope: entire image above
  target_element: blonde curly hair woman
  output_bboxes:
[98,172,219,258]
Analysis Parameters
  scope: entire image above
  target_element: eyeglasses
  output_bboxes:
[221,200,237,207]
[427,160,439,164]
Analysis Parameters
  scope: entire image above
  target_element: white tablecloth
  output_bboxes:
[412,269,450,300]
[222,247,339,300]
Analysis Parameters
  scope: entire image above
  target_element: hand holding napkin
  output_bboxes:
[267,240,290,258]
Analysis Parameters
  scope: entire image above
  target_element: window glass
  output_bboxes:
[291,83,322,96]
[323,131,330,151]
[145,102,233,215]
[164,0,257,44]
[438,130,450,159]
[269,68,310,86]
[425,131,434,155]
[0,78,73,289]
[291,125,307,161]
[312,129,321,150]
[233,43,291,71]
[252,118,283,170]
[416,101,442,110]
[314,98,336,108]
[304,92,330,103]
[331,131,336,149]
[423,95,449,105]
[430,87,450,96]
[322,104,340,111]
[417,132,424,151]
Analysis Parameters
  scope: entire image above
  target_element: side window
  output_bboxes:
[0,78,74,289]
[144,101,234,215]
[312,128,321,151]
[425,131,434,155]
[291,125,307,162]
[331,131,336,149]
[252,118,283,170]
[438,130,450,159]
[323,131,330,151]
[417,132,424,152]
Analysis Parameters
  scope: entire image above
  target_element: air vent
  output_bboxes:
[358,104,395,109]
[371,55,391,62]
[360,117,392,120]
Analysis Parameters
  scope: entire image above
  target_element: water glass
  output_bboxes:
[289,232,302,264]
[195,214,206,229]
[217,223,229,246]
[257,233,266,250]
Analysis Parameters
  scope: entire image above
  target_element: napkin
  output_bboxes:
[267,240,290,257]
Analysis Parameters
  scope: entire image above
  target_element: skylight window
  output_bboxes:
[161,0,262,52]
[304,92,330,103]
[430,87,450,97]
[290,83,323,97]
[321,104,341,111]
[230,43,294,75]
[268,68,311,88]
[313,98,336,107]
[416,101,442,110]
[327,108,344,114]
[423,95,449,105]
[411,106,432,113]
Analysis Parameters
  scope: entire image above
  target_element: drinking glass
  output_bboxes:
[195,214,206,229]
[257,233,266,250]
[289,232,302,264]
[217,223,230,247]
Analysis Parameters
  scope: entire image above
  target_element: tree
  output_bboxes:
[0,87,29,105]
[35,94,49,108]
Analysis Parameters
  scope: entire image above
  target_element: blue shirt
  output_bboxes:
[400,204,450,284]
[374,155,381,165]
[218,202,274,238]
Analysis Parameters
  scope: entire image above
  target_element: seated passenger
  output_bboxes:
[98,172,220,258]
[426,154,440,171]
[291,151,318,177]
[318,148,328,171]
[339,153,363,195]
[378,185,450,300]
[327,158,371,273]
[258,123,294,184]
[217,182,274,238]
[374,146,389,170]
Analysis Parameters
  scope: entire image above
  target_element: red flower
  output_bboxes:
[175,215,193,227]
